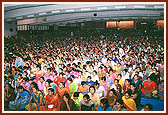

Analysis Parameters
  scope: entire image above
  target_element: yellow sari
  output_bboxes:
[122,96,137,111]
[119,79,123,88]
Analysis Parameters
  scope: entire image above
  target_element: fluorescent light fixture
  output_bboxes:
[6,18,12,21]
[103,18,109,20]
[51,10,60,13]
[122,17,129,19]
[66,9,74,12]
[39,12,47,16]
[113,18,118,20]
[27,14,34,18]
[115,5,126,9]
[154,5,164,8]
[132,17,138,19]
[142,17,149,19]
[16,17,23,19]
[134,5,145,8]
[81,8,90,11]
[97,7,108,10]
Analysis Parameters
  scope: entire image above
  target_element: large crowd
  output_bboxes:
[4,27,164,111]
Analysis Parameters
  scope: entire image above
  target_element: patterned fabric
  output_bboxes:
[9,91,30,110]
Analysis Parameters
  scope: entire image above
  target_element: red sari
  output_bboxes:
[141,81,157,94]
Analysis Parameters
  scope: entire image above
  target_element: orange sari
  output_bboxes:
[56,87,70,98]
[39,95,60,111]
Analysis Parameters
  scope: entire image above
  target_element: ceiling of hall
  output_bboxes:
[4,3,164,25]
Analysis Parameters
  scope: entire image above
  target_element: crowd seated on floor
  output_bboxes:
[4,28,164,111]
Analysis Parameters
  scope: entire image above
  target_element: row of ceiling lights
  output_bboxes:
[5,4,164,22]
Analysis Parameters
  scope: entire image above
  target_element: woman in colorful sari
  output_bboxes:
[107,69,114,87]
[20,77,30,91]
[35,66,43,80]
[78,81,89,95]
[29,82,38,94]
[71,92,83,110]
[100,76,109,94]
[56,82,70,99]
[122,79,131,94]
[115,62,122,75]
[39,88,60,111]
[141,76,158,98]
[122,90,137,111]
[9,85,30,110]
[88,86,100,110]
[66,77,76,96]
[25,85,45,111]
[43,79,52,97]
[44,68,52,81]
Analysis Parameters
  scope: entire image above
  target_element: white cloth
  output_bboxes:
[96,86,106,97]
[102,58,107,65]
[122,73,130,82]
[92,75,99,82]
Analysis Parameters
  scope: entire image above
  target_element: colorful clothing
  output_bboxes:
[115,66,122,74]
[43,86,49,97]
[107,77,113,88]
[25,91,45,110]
[54,76,66,86]
[9,91,30,110]
[97,105,112,111]
[15,57,24,68]
[39,95,60,111]
[88,93,100,105]
[69,82,76,96]
[21,82,30,91]
[36,71,43,80]
[86,80,94,87]
[159,84,164,95]
[141,81,157,95]
[132,80,142,90]
[119,79,124,88]
[51,83,57,93]
[79,86,89,95]
[56,87,70,98]
[122,96,137,111]
[37,81,45,91]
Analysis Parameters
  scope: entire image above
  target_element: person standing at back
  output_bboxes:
[15,54,24,69]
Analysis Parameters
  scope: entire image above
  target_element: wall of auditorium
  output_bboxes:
[4,21,17,37]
